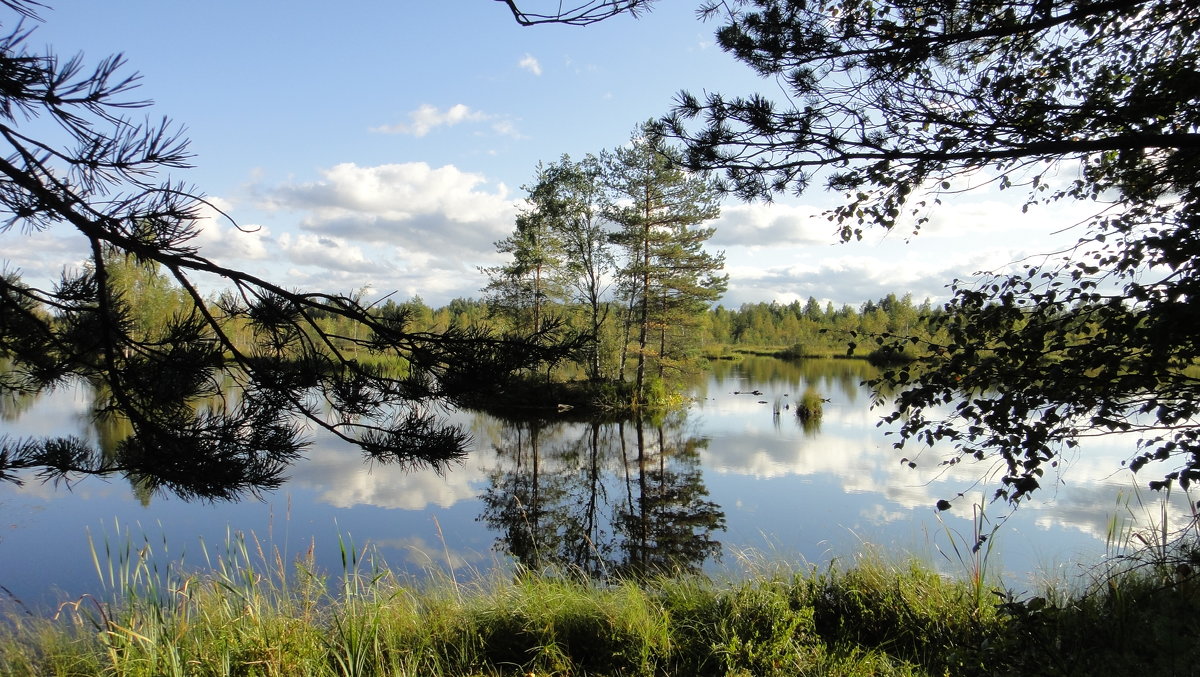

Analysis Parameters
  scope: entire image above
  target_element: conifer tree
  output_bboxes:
[605,123,726,403]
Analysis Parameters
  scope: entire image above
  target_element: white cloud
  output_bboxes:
[279,260,483,303]
[719,251,964,307]
[0,227,85,285]
[710,202,830,248]
[370,104,490,137]
[490,120,524,138]
[277,233,391,274]
[518,53,542,76]
[260,161,515,252]
[250,162,518,300]
[190,197,272,263]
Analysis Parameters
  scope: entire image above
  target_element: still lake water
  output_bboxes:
[0,357,1191,609]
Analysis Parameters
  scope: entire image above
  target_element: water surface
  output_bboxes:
[0,357,1186,609]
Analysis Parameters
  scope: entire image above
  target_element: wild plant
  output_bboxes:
[932,496,1007,610]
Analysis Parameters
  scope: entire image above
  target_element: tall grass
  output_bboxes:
[932,497,1007,609]
[795,386,825,425]
[3,525,1200,676]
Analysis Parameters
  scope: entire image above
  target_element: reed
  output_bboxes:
[795,385,825,423]
[3,527,1200,676]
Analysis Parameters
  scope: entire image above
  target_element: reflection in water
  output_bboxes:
[615,416,724,577]
[479,413,725,578]
[704,356,878,407]
[0,388,39,423]
[92,411,154,506]
[3,355,1197,605]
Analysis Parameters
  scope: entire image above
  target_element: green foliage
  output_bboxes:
[805,557,1000,674]
[705,294,943,356]
[481,162,568,338]
[650,0,1200,502]
[658,577,819,675]
[795,386,825,430]
[0,2,577,499]
[10,533,1200,676]
[481,123,726,404]
[463,575,670,675]
[605,122,727,404]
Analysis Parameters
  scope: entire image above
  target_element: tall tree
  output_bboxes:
[0,1,570,498]
[486,155,616,379]
[506,0,1200,503]
[543,155,616,381]
[482,163,566,337]
[606,123,726,404]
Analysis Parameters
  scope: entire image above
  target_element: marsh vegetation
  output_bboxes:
[2,526,1198,676]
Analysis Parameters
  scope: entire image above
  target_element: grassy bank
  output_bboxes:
[3,534,1199,677]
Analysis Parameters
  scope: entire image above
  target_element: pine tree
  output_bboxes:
[605,123,726,404]
[482,162,566,336]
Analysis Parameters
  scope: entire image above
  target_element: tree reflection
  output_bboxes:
[478,411,725,579]
[0,358,40,422]
[478,420,570,570]
[614,414,724,577]
[705,355,877,406]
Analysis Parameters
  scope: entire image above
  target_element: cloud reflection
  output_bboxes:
[287,445,497,510]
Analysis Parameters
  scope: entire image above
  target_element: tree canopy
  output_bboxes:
[0,1,570,499]
[482,127,726,402]
[605,125,727,404]
[509,0,1200,504]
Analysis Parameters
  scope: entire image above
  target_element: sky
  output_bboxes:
[2,0,1092,309]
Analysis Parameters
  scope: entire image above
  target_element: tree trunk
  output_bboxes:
[634,217,651,405]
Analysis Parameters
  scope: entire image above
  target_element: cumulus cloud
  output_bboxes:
[247,161,520,300]
[277,233,393,274]
[280,261,486,304]
[709,202,830,248]
[518,53,542,76]
[0,228,86,285]
[719,251,965,307]
[259,161,515,254]
[370,104,491,137]
[189,197,272,263]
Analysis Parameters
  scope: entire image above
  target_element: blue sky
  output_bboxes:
[3,1,1087,308]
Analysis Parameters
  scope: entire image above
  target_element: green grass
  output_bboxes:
[795,386,825,426]
[3,530,1200,676]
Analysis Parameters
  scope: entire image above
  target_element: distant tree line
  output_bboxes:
[12,245,941,374]
[361,292,943,362]
[707,293,943,358]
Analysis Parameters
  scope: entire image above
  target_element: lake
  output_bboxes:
[0,356,1188,610]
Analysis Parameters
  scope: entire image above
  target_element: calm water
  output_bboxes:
[0,357,1189,609]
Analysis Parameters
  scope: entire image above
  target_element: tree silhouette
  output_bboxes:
[494,0,655,25]
[504,0,1200,504]
[0,1,573,498]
